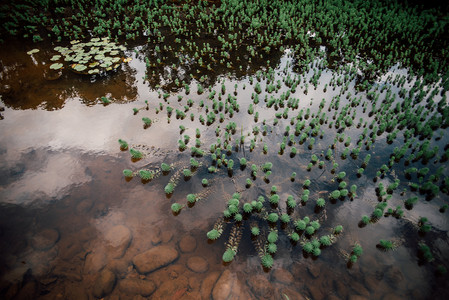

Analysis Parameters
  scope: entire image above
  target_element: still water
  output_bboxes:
[0,37,448,299]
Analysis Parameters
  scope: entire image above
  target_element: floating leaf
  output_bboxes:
[88,68,100,74]
[50,55,61,61]
[49,63,63,70]
[27,49,39,55]
[73,64,87,72]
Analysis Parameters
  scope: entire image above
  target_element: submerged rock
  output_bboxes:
[247,274,273,298]
[132,245,179,274]
[151,275,189,300]
[31,228,59,251]
[179,235,197,253]
[212,270,236,300]
[186,256,208,273]
[92,268,116,298]
[84,251,107,274]
[200,271,221,299]
[272,268,294,284]
[118,278,156,297]
[104,225,132,259]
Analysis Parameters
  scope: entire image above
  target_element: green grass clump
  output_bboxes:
[183,169,192,177]
[295,220,306,231]
[287,195,296,208]
[118,139,128,150]
[130,148,143,159]
[352,243,363,257]
[333,225,343,234]
[261,254,273,268]
[267,243,277,254]
[289,232,300,242]
[187,194,196,203]
[319,235,332,246]
[251,226,260,236]
[316,198,325,207]
[164,182,175,195]
[207,229,221,240]
[303,242,314,253]
[267,230,278,243]
[267,213,279,223]
[378,239,394,251]
[269,194,280,205]
[305,226,315,235]
[161,163,171,172]
[123,169,133,178]
[142,117,152,127]
[280,213,290,223]
[171,203,183,213]
[139,170,153,180]
[222,249,236,262]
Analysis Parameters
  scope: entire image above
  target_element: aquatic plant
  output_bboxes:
[139,170,153,181]
[123,169,133,178]
[171,203,183,214]
[118,139,129,150]
[261,254,274,268]
[161,163,171,172]
[333,225,343,234]
[352,243,363,257]
[378,239,395,251]
[130,148,143,160]
[164,182,175,195]
[267,213,279,223]
[142,117,152,128]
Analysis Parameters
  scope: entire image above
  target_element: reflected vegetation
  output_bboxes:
[0,0,449,299]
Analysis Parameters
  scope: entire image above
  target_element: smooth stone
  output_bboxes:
[272,269,294,284]
[92,268,116,298]
[351,281,370,297]
[76,199,93,213]
[65,284,89,300]
[118,278,156,297]
[179,235,197,253]
[307,264,321,278]
[382,294,404,300]
[280,288,307,300]
[364,275,380,292]
[84,251,107,274]
[307,283,324,300]
[246,274,273,299]
[186,256,208,273]
[14,281,37,300]
[200,271,221,299]
[386,266,404,285]
[151,275,188,300]
[58,239,83,261]
[325,295,342,300]
[348,295,369,300]
[212,270,236,300]
[161,230,173,243]
[105,225,132,259]
[31,229,59,251]
[132,245,179,274]
[107,259,130,277]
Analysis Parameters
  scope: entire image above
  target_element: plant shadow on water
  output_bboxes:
[1,0,449,299]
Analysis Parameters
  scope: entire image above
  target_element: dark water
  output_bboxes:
[0,38,448,300]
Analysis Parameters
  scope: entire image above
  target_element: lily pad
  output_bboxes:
[49,63,63,70]
[27,49,40,55]
[50,55,61,61]
[88,69,100,74]
[73,64,87,72]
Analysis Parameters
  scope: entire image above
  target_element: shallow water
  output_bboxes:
[1,36,448,300]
